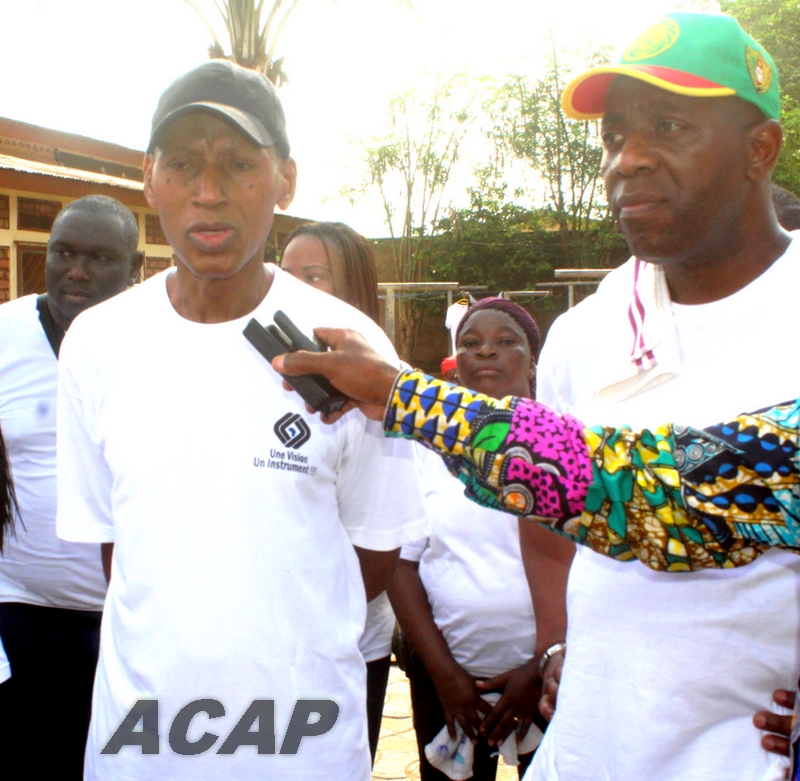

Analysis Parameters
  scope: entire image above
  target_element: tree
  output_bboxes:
[483,37,619,268]
[184,0,302,85]
[185,0,412,86]
[720,0,800,193]
[351,77,474,356]
[427,169,561,291]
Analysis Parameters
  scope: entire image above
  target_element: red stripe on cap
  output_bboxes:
[571,66,726,116]
[633,66,725,89]
[572,73,617,116]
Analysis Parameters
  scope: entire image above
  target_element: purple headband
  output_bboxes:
[455,297,541,359]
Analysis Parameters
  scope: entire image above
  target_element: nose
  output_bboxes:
[193,167,227,206]
[476,340,496,358]
[604,131,659,179]
[65,255,92,281]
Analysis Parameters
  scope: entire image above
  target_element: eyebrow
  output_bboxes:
[49,240,119,255]
[603,97,694,125]
[290,264,331,273]
[459,325,524,339]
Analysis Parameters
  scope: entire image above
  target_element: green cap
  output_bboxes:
[562,12,779,120]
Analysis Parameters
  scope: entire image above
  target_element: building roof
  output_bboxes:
[0,153,143,191]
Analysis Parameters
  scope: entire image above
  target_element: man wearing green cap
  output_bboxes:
[527,11,799,781]
[272,10,800,780]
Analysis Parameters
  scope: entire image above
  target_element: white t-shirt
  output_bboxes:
[57,266,428,781]
[528,241,800,781]
[0,636,9,684]
[445,302,469,354]
[402,448,537,679]
[0,295,105,610]
[360,592,395,663]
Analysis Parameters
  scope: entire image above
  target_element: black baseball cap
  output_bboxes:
[148,60,290,157]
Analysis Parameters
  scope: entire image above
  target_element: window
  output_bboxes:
[16,242,48,296]
[17,197,61,232]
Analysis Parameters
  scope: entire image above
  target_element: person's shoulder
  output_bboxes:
[64,272,168,359]
[0,294,38,324]
[70,271,166,333]
[0,295,43,353]
[778,232,800,267]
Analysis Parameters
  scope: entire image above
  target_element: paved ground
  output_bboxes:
[372,665,519,781]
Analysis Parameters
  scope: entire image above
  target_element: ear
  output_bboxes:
[143,154,157,208]
[276,156,297,211]
[746,119,782,181]
[129,250,145,286]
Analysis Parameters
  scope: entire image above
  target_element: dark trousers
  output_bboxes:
[0,602,101,781]
[366,654,392,764]
[406,650,535,781]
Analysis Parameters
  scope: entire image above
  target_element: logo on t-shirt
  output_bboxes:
[274,412,311,449]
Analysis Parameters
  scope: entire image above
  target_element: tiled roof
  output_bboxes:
[0,153,143,191]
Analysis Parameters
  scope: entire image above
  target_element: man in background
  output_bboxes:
[0,195,142,779]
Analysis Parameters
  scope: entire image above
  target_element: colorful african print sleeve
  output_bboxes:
[385,369,800,572]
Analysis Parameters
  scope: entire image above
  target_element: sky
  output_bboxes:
[0,0,719,236]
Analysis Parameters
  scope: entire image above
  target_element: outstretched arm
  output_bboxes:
[274,329,800,572]
[387,368,800,571]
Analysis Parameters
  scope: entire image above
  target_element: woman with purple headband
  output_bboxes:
[389,298,546,780]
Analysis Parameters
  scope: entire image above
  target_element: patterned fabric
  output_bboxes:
[385,369,800,572]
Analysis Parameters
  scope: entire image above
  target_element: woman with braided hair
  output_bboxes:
[0,426,17,685]
[281,220,395,766]
[0,425,16,553]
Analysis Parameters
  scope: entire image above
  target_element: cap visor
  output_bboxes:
[561,65,735,120]
[148,102,276,151]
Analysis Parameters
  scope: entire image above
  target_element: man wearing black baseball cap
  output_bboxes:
[55,59,426,780]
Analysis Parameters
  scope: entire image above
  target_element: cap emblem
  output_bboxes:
[746,46,773,94]
[623,18,680,62]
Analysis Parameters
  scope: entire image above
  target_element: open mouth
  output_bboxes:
[188,224,235,252]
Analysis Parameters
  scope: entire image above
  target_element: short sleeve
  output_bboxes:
[56,343,115,544]
[400,536,428,562]
[336,416,429,551]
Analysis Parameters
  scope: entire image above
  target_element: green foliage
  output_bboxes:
[425,185,560,292]
[423,38,630,299]
[424,177,628,296]
[481,38,619,268]
[720,0,800,192]
[353,77,474,284]
[184,0,301,85]
[349,76,474,356]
